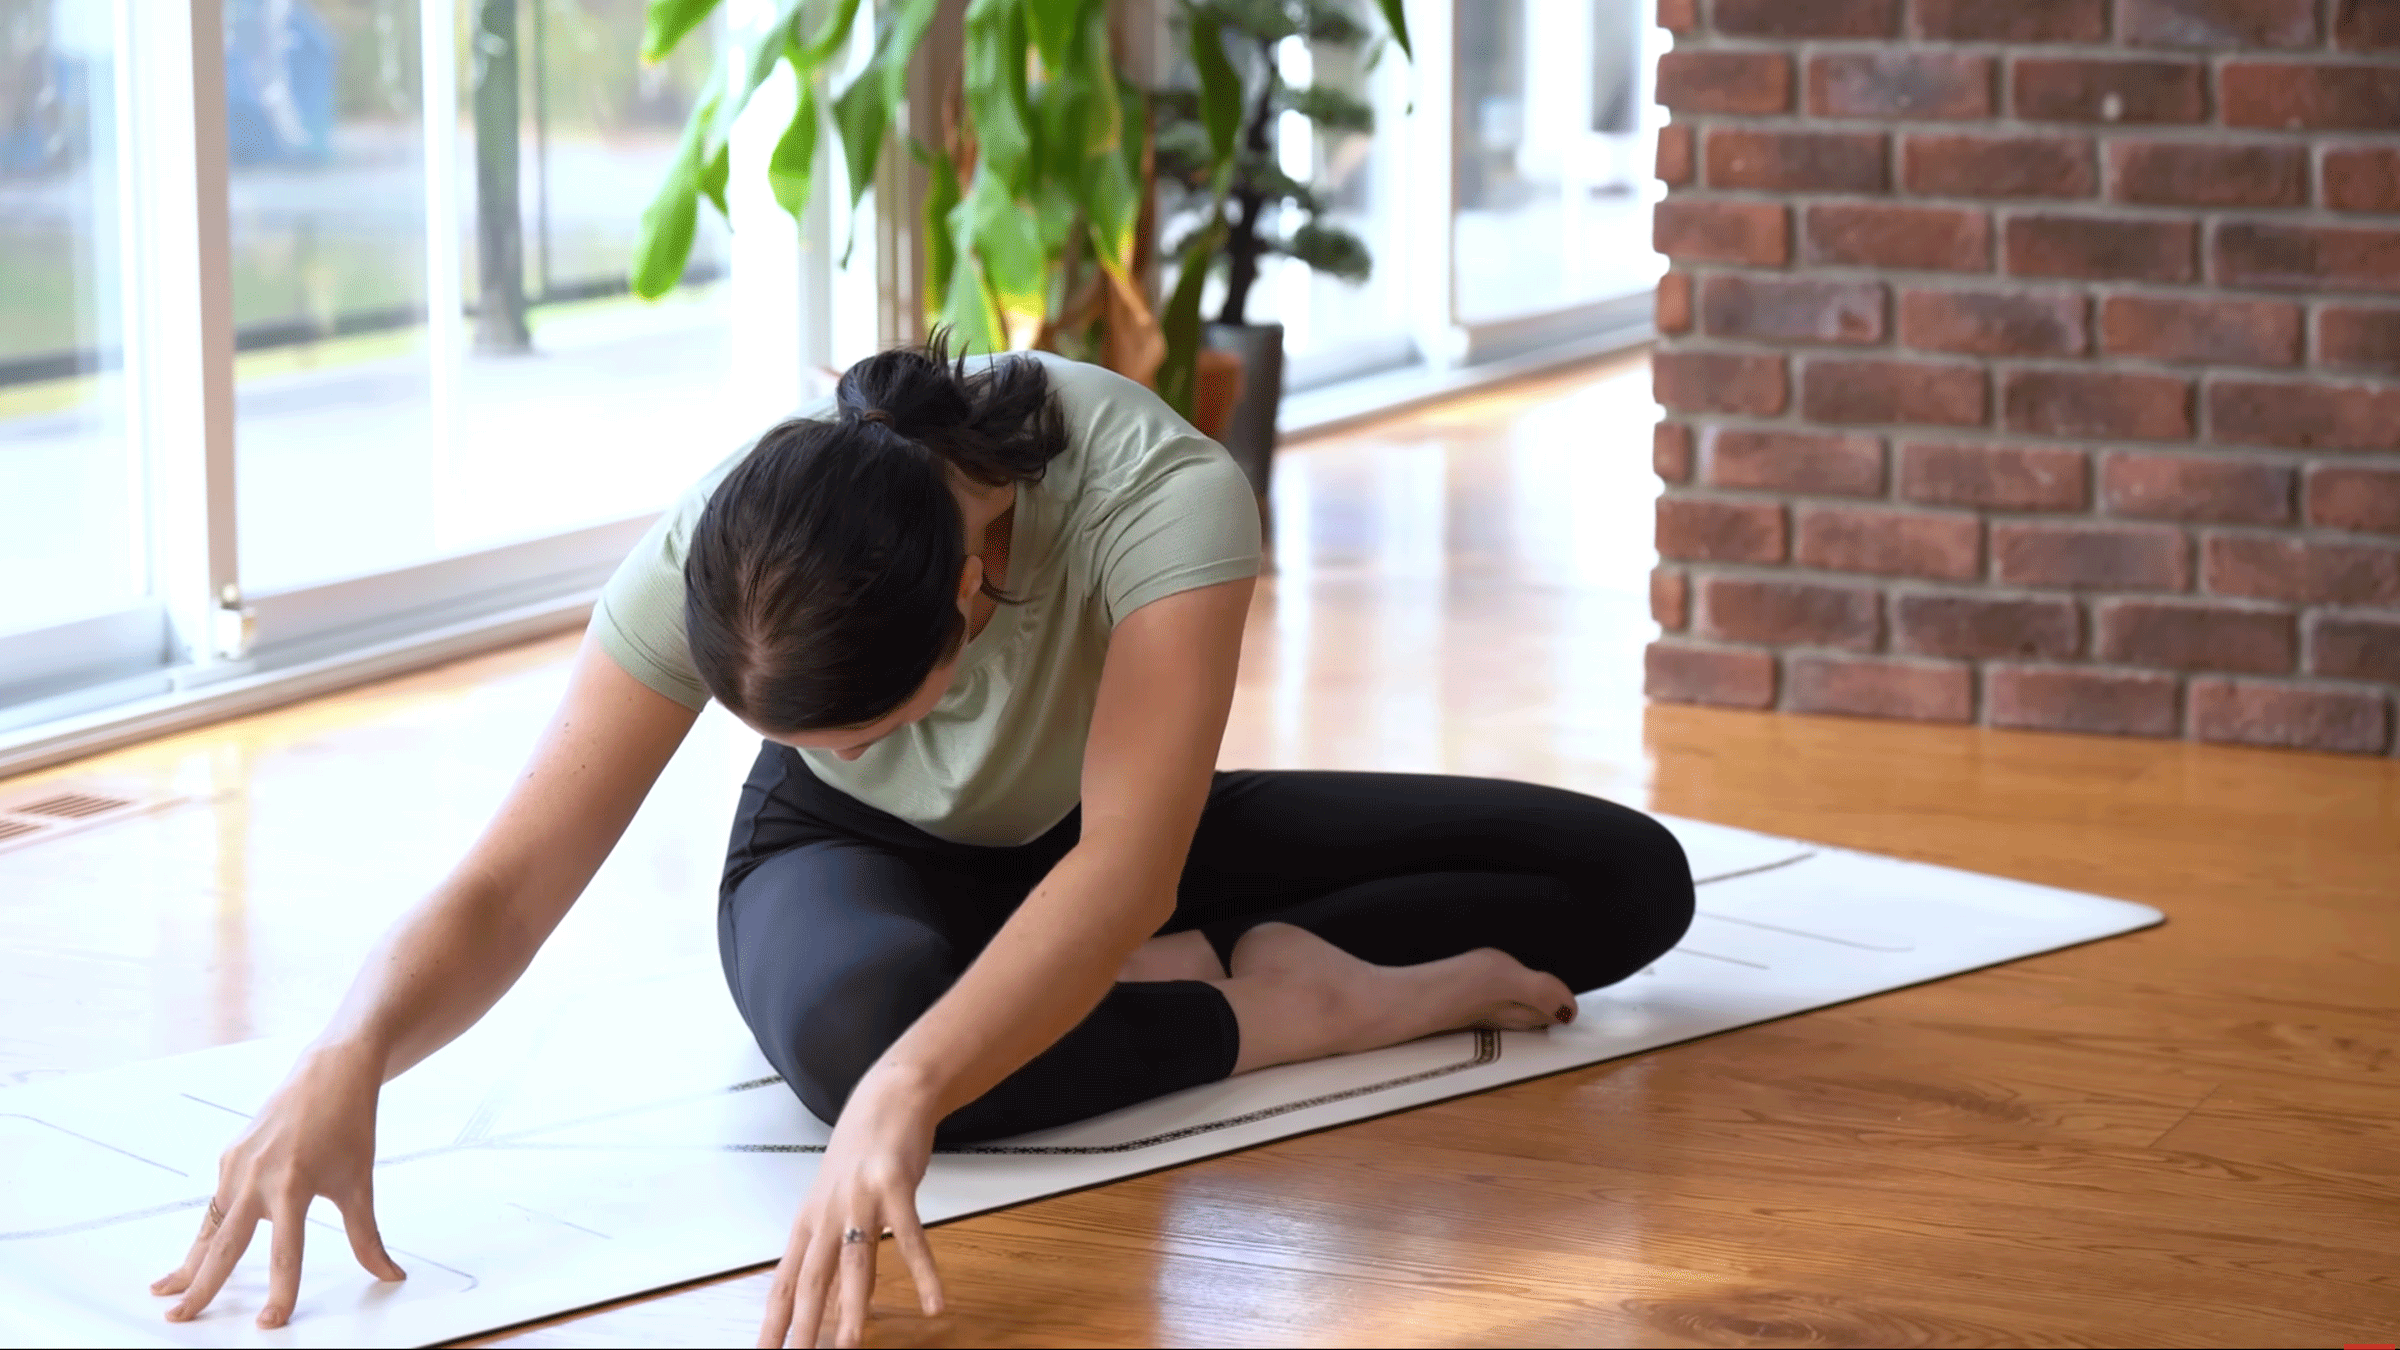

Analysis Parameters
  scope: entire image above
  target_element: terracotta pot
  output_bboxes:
[1191,347,1245,442]
[1202,321,1284,505]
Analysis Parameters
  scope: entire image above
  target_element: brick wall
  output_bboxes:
[1646,0,2400,755]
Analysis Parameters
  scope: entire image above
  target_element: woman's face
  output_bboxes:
[773,652,961,761]
[762,552,983,762]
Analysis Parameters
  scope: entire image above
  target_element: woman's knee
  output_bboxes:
[1547,797,1695,987]
[735,919,958,1126]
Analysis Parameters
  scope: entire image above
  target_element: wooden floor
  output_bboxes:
[3,352,2396,1347]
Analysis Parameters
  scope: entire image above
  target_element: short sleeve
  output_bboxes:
[1094,441,1264,628]
[591,506,711,710]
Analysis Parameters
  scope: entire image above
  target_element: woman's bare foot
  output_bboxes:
[1217,923,1575,1074]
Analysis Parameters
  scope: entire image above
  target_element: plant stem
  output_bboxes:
[1216,35,1282,328]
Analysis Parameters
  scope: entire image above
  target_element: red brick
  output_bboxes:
[1654,421,1693,483]
[2204,535,2400,605]
[1656,124,1693,187]
[2209,379,2400,452]
[2308,465,2400,534]
[1645,642,1777,709]
[1803,359,1988,427]
[1715,0,1898,37]
[1903,134,2094,199]
[1652,567,1689,630]
[2003,370,2192,441]
[2096,599,2295,673]
[2316,306,2400,375]
[1809,52,1991,119]
[1700,276,1886,346]
[2312,615,2400,682]
[1912,0,2104,40]
[1653,350,1789,416]
[1894,592,2082,660]
[1657,52,1793,114]
[1655,201,1789,267]
[1696,577,1883,650]
[1988,666,2181,737]
[2215,222,2400,293]
[1707,130,1890,193]
[1656,497,1789,564]
[2011,59,2207,123]
[1796,505,1982,580]
[1787,656,1974,723]
[1706,428,1887,497]
[2223,63,2400,131]
[1993,521,2191,590]
[2324,146,2400,212]
[1657,0,1696,33]
[1656,272,1691,336]
[1899,288,2086,357]
[2121,0,2318,48]
[2336,0,2400,50]
[2190,679,2390,754]
[2099,296,2300,367]
[2103,453,2294,525]
[1898,441,2089,512]
[2006,216,2196,283]
[1804,204,1990,272]
[2108,142,2306,208]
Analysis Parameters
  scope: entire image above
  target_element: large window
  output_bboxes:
[0,1,150,695]
[1451,0,1660,328]
[223,0,736,594]
[0,0,767,759]
[1190,0,1664,390]
[2,0,1660,767]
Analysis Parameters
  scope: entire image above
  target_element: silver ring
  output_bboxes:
[842,1227,866,1245]
[204,1201,225,1230]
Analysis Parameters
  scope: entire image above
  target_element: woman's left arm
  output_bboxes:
[757,576,1255,1349]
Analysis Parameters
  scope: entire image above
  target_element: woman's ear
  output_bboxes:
[956,555,984,608]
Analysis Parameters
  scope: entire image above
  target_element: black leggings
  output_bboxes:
[718,746,1695,1144]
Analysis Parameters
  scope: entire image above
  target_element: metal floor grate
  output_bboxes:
[0,784,174,857]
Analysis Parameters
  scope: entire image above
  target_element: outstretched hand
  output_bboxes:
[151,1045,407,1328]
[758,1078,946,1348]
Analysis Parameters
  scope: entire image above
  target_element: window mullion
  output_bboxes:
[119,0,243,676]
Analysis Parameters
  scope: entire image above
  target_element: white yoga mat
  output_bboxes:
[0,816,2160,1348]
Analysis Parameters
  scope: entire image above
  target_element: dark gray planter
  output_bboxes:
[1203,321,1284,527]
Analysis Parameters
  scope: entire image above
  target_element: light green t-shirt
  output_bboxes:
[591,352,1262,846]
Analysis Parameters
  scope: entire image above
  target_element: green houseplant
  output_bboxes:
[1156,0,1406,501]
[629,0,1157,379]
[627,0,1404,429]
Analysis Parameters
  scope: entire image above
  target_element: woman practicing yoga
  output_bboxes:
[151,339,1695,1346]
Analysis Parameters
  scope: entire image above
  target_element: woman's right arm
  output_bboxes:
[153,635,701,1328]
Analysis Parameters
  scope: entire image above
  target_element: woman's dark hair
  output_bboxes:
[682,332,1067,734]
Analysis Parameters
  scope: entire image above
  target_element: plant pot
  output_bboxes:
[1191,347,1246,443]
[1204,322,1284,545]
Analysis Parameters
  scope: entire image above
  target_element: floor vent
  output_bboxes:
[0,784,173,858]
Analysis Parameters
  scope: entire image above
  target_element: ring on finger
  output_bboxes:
[204,1201,225,1230]
[842,1227,866,1245]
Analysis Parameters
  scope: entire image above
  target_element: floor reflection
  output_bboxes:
[1225,353,1657,801]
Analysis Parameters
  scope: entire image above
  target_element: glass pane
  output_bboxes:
[0,2,139,637]
[228,0,438,593]
[1452,0,1659,327]
[1244,21,1413,386]
[232,0,736,596]
[445,0,737,556]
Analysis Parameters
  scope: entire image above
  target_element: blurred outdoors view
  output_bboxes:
[1,0,1661,648]
[0,0,738,636]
